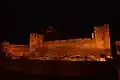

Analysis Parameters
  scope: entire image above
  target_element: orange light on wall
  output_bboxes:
[100,58,106,61]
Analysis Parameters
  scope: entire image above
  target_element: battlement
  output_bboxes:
[83,38,91,40]
[43,38,91,45]
[104,24,109,28]
[30,33,44,39]
[94,24,109,30]
[8,44,28,48]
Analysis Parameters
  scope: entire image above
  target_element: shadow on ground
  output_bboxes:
[0,59,118,80]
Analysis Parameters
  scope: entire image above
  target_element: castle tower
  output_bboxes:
[94,26,105,41]
[94,26,104,48]
[94,26,100,41]
[103,24,110,49]
[29,33,44,54]
[94,24,110,49]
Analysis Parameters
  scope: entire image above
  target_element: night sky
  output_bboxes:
[0,15,120,44]
[0,2,120,44]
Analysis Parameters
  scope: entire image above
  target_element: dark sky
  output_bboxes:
[0,15,120,44]
[0,2,120,44]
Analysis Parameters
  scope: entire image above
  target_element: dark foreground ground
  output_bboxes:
[0,59,118,80]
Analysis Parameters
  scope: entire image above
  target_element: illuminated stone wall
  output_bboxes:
[2,43,29,57]
[7,44,28,56]
[2,24,111,57]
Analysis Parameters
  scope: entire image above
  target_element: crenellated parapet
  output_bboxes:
[41,38,93,48]
[30,33,44,42]
[8,44,28,48]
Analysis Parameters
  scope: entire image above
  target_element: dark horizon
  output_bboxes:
[0,16,120,44]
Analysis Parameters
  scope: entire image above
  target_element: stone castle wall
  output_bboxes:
[2,24,111,57]
[2,38,98,57]
[43,38,93,47]
[3,44,29,57]
[41,39,110,57]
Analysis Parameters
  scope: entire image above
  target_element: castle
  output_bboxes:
[2,24,111,60]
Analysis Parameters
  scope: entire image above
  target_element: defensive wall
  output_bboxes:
[1,24,111,57]
[2,43,29,56]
